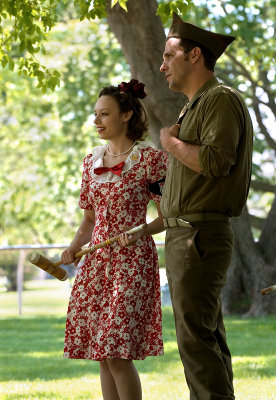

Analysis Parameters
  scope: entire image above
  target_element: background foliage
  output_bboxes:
[1,14,130,245]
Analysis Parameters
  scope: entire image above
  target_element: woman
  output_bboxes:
[61,79,168,400]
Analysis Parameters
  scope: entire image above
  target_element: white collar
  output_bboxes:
[91,141,153,183]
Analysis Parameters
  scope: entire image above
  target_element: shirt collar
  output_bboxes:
[177,77,219,121]
[188,76,219,110]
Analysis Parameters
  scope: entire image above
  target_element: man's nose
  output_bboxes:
[160,61,167,72]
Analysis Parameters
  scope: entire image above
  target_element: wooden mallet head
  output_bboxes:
[28,252,68,281]
[261,285,276,296]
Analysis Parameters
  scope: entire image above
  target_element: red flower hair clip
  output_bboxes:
[118,79,147,99]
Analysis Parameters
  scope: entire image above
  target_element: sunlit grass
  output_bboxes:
[0,280,276,399]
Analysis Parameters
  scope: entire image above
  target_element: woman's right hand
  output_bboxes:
[61,247,82,267]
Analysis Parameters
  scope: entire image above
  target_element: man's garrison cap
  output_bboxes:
[168,12,236,60]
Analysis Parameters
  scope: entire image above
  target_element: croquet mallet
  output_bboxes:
[28,223,146,281]
[260,285,276,296]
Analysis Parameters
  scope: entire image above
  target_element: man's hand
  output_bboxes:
[118,227,143,247]
[160,124,201,173]
[160,124,180,152]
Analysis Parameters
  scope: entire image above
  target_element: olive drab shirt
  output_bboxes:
[160,77,253,218]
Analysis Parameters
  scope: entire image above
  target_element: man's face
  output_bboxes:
[160,37,191,93]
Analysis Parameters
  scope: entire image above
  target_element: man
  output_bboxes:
[160,13,253,400]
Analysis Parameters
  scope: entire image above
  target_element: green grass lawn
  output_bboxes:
[0,280,276,400]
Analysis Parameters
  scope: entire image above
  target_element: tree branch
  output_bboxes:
[252,93,276,151]
[0,20,18,49]
[225,51,255,83]
[250,179,276,193]
[259,69,276,120]
[225,52,276,152]
[249,214,265,230]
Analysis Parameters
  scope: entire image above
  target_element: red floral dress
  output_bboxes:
[64,142,168,360]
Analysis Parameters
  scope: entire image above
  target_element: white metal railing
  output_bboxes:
[0,244,71,316]
[0,240,165,316]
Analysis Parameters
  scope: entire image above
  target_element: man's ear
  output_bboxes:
[122,110,133,122]
[190,46,201,63]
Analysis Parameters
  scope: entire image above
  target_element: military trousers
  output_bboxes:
[165,220,235,400]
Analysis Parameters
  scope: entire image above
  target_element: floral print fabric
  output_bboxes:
[64,143,168,360]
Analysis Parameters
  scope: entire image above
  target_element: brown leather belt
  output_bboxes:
[163,213,228,228]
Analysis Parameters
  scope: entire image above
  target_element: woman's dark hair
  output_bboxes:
[99,83,148,142]
[180,38,216,71]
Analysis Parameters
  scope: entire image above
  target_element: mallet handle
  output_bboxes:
[261,285,276,295]
[52,223,146,267]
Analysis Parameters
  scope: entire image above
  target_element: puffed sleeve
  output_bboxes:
[79,154,94,210]
[146,148,169,202]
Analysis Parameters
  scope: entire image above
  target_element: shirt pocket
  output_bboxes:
[178,123,200,141]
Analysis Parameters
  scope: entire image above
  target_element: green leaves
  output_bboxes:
[0,0,61,92]
[0,53,14,70]
[111,0,128,11]
[0,54,8,68]
[157,0,193,25]
[8,56,14,70]
[15,56,60,91]
[0,0,177,92]
[0,0,128,92]
[74,0,107,20]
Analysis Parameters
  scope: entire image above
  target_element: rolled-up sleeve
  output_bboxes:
[198,90,242,178]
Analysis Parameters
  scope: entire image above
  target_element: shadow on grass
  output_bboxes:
[1,309,276,382]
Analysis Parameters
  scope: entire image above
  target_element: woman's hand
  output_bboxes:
[61,246,82,267]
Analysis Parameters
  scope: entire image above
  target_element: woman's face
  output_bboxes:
[94,95,129,141]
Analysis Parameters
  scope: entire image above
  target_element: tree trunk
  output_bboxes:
[106,0,185,148]
[222,207,276,315]
[106,0,276,315]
